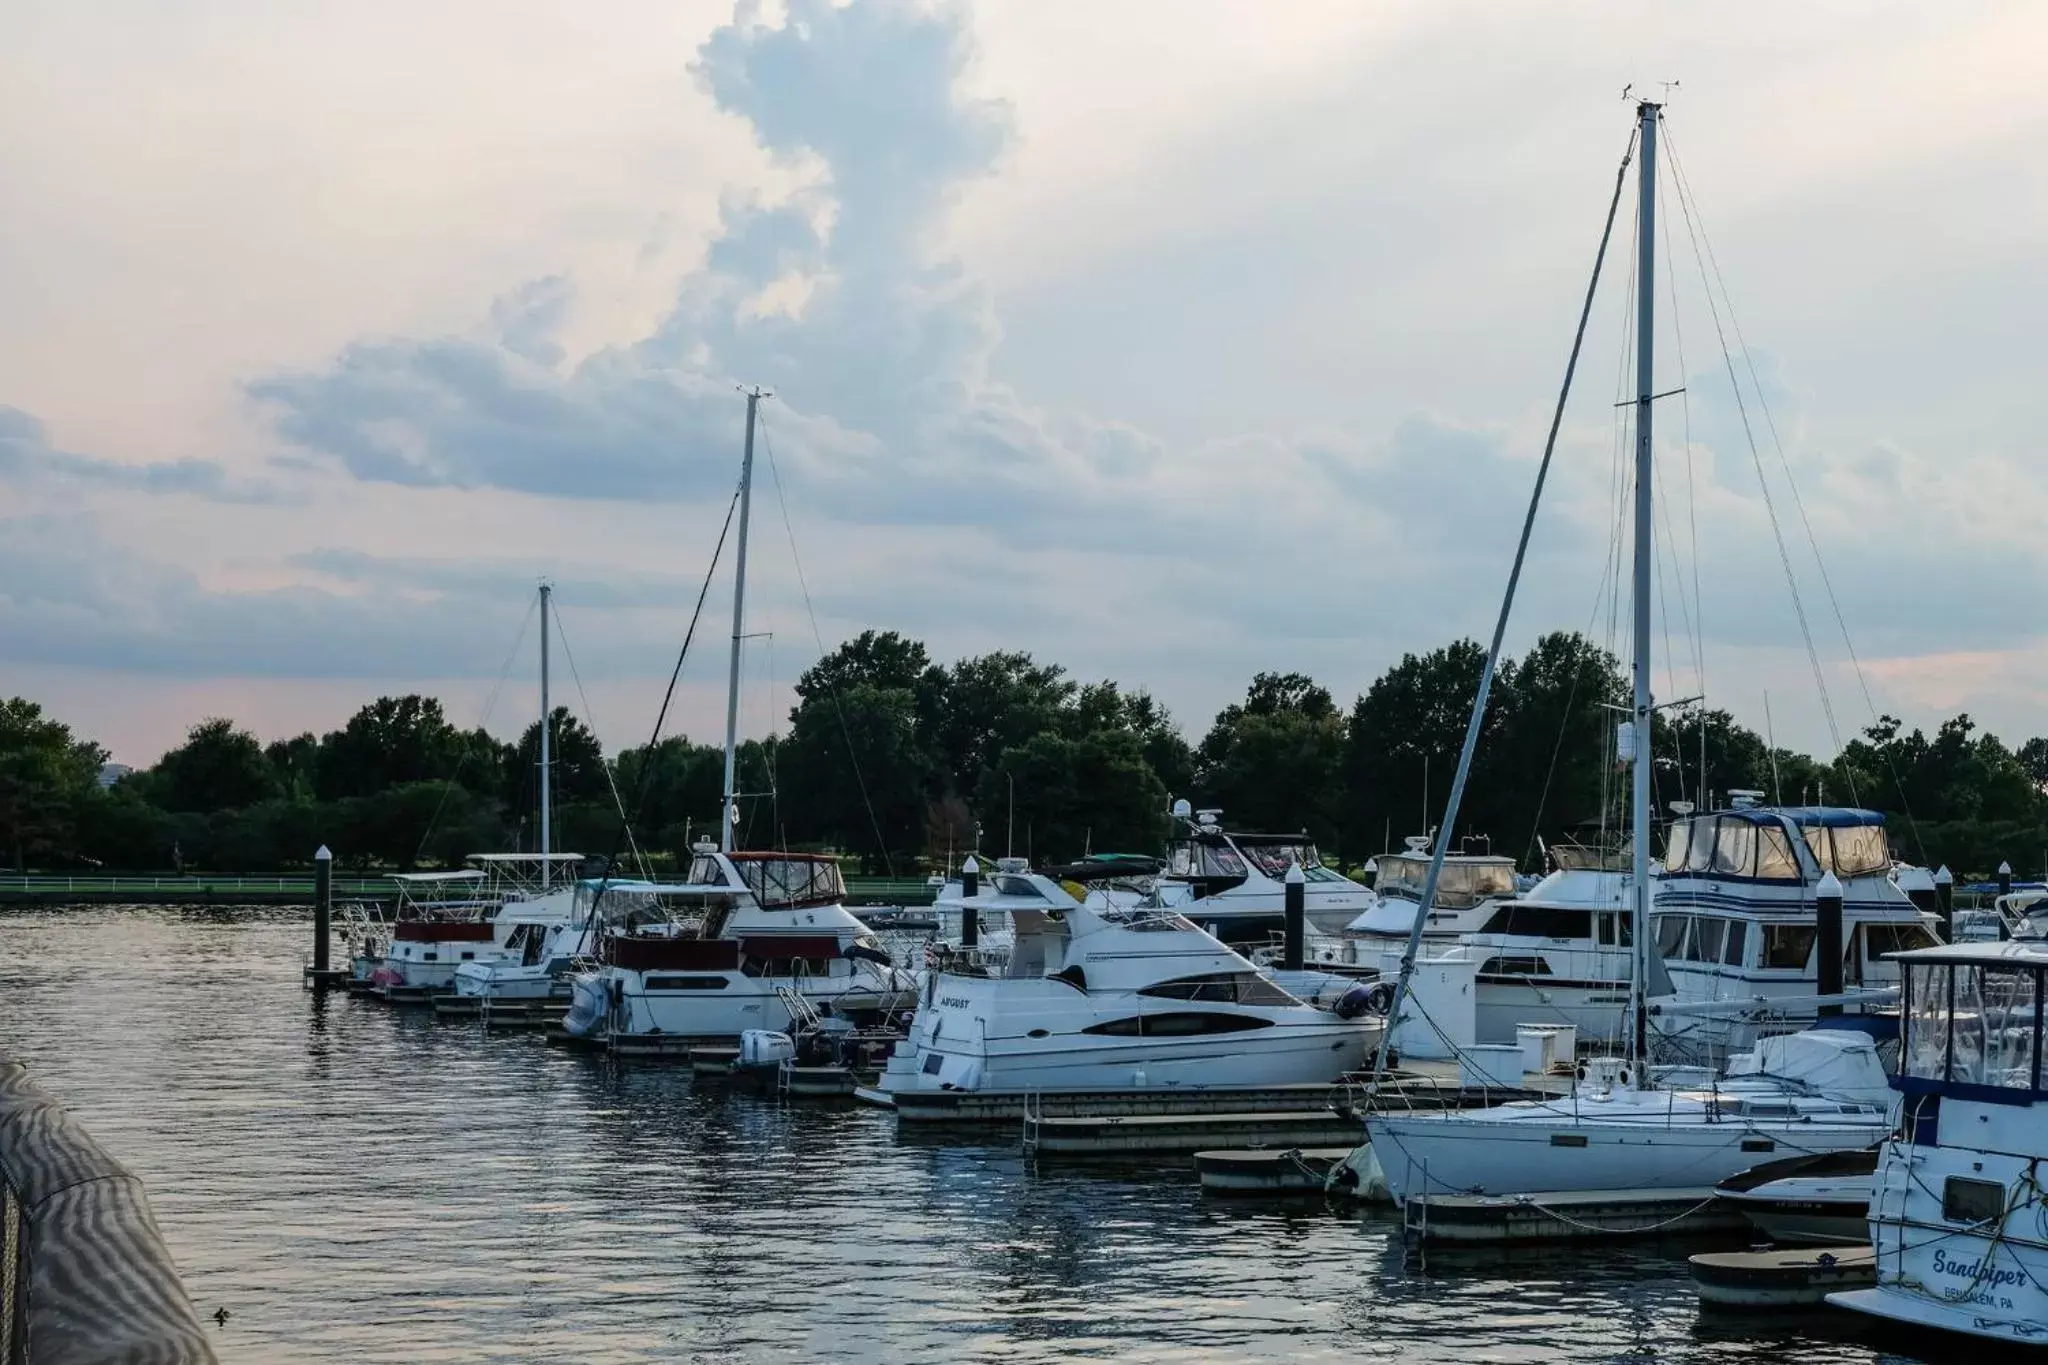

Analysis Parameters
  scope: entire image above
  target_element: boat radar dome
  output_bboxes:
[1195,808,1223,830]
[692,837,717,855]
[1727,789,1766,810]
[1403,835,1431,854]
[1669,801,1695,817]
[1171,798,1193,820]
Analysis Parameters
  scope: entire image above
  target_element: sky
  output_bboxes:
[4,0,2046,768]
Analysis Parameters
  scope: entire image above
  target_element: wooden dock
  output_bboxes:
[1194,1146,1355,1194]
[1691,1245,1875,1307]
[870,1082,1359,1126]
[1403,1187,1747,1245]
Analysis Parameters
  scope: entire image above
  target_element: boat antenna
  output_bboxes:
[1368,117,1639,1084]
[721,387,769,853]
[538,578,552,890]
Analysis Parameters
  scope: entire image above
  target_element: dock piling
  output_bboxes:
[961,855,980,949]
[1934,864,1954,938]
[1815,871,1842,1016]
[1283,862,1305,971]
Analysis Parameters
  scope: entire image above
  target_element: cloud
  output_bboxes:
[0,405,286,503]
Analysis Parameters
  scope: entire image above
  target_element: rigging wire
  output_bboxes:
[1659,124,1857,802]
[1371,123,1638,1083]
[586,477,745,922]
[546,597,650,878]
[1664,126,1924,856]
[413,590,537,866]
[1660,159,1710,806]
[755,404,899,878]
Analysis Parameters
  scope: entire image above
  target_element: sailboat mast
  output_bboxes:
[538,579,552,890]
[720,389,761,853]
[1629,100,1660,1072]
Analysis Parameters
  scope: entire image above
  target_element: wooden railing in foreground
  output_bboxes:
[0,1051,216,1365]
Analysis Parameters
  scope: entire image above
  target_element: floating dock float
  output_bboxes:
[480,1000,568,1030]
[430,995,482,1019]
[1024,1110,1364,1159]
[867,1082,1358,1125]
[1402,1187,1747,1244]
[1690,1245,1875,1308]
[1194,1146,1354,1194]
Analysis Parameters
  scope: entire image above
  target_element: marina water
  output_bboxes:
[2,908,1932,1364]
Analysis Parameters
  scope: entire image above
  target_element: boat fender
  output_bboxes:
[844,942,894,967]
[1334,983,1380,1020]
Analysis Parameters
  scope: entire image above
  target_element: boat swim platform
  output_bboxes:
[1024,1110,1367,1159]
[1403,1187,1750,1245]
[480,1000,568,1030]
[1195,1146,1356,1195]
[1691,1245,1875,1309]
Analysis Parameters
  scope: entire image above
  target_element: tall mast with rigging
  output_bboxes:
[1628,99,1661,1076]
[538,579,552,890]
[720,389,764,853]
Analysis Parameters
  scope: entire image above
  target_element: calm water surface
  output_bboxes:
[0,910,1937,1364]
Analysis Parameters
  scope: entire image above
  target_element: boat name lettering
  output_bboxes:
[939,996,973,1010]
[1931,1249,2027,1294]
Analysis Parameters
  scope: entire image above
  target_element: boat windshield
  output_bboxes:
[689,855,845,908]
[1375,857,1516,908]
[1237,842,1338,880]
[1168,842,1247,878]
[1801,825,1890,877]
[1904,960,2042,1094]
[1664,816,1801,881]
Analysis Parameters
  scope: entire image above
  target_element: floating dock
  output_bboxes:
[480,1000,568,1030]
[1024,1109,1363,1158]
[1690,1245,1875,1308]
[866,1082,1358,1126]
[1194,1146,1354,1194]
[1403,1187,1747,1245]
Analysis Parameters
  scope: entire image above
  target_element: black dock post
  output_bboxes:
[960,855,980,949]
[1815,871,1843,1017]
[1283,862,1306,972]
[1999,860,2014,901]
[1934,864,1954,940]
[304,844,348,991]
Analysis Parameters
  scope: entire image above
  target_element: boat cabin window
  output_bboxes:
[1801,824,1889,878]
[1905,962,2042,1093]
[1170,842,1247,879]
[1082,1012,1276,1037]
[1943,1177,2007,1225]
[1862,922,1938,961]
[1761,924,1816,970]
[732,857,846,908]
[1594,912,1635,947]
[1478,905,1592,940]
[1137,972,1299,1006]
[1688,917,1727,963]
[687,855,733,887]
[642,975,731,991]
[1656,916,1690,960]
[1722,920,1749,966]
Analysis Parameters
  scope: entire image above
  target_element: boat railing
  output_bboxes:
[0,1048,217,1363]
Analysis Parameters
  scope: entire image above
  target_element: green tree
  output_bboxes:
[981,728,1169,862]
[0,698,106,870]
[151,717,279,814]
[779,683,932,869]
[933,651,1076,807]
[265,732,321,801]
[1343,642,1491,858]
[1197,672,1347,848]
[314,695,467,800]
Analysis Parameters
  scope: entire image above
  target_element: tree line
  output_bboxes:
[4,629,2047,877]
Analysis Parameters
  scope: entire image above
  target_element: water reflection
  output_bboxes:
[0,909,1932,1364]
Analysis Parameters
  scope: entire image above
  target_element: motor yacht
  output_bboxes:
[1340,835,1519,965]
[873,864,1380,1096]
[1436,841,1636,1045]
[1832,939,2048,1344]
[1650,802,1940,1062]
[1160,804,1375,945]
[560,847,918,1045]
[1714,1148,1875,1246]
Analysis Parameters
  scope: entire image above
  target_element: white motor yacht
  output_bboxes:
[561,847,918,1045]
[1832,939,2048,1345]
[1341,836,1519,965]
[1650,802,1939,1062]
[454,875,647,1006]
[364,870,504,1001]
[1436,841,1636,1045]
[874,866,1380,1096]
[1160,804,1375,944]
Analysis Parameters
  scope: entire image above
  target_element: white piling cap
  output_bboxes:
[1999,861,2014,874]
[1816,870,1843,899]
[1934,864,1954,884]
[315,845,332,862]
[962,855,980,873]
[1285,861,1306,885]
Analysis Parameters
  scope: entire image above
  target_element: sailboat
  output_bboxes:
[1354,101,1895,1203]
[559,391,919,1049]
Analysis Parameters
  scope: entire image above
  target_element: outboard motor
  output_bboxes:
[1333,982,1381,1020]
[561,976,608,1037]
